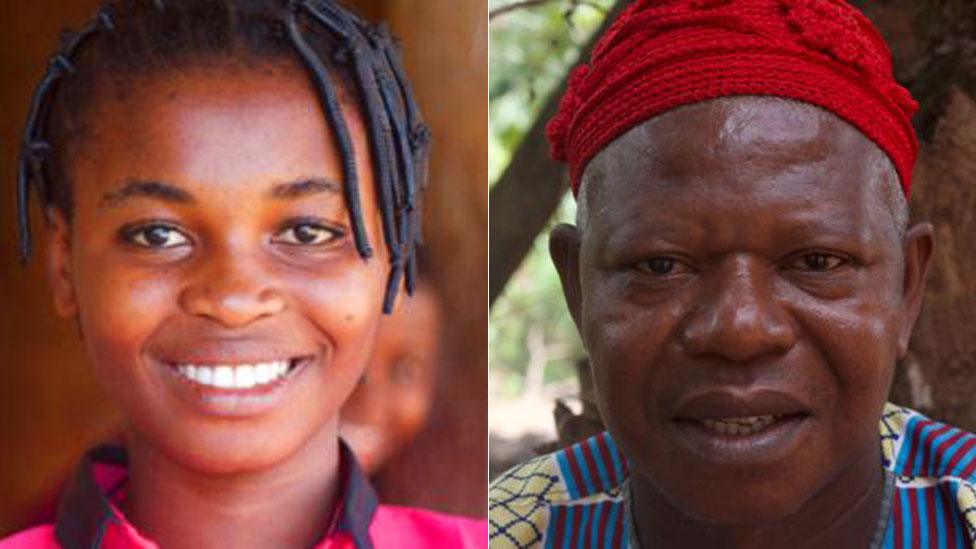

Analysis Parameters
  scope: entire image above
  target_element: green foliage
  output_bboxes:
[490,196,584,398]
[488,0,613,182]
[489,0,613,398]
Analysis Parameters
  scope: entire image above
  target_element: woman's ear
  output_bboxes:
[45,207,78,318]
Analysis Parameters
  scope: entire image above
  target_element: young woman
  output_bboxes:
[4,1,485,547]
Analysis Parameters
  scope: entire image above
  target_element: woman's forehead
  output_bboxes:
[71,65,370,202]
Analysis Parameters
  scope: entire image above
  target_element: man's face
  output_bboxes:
[552,97,932,523]
[46,63,389,474]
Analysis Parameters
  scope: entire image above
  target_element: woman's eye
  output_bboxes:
[635,257,688,276]
[123,225,190,249]
[790,253,846,272]
[274,223,341,246]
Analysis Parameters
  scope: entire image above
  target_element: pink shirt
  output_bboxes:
[1,444,485,549]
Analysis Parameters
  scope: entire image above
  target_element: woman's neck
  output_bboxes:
[123,422,341,549]
[630,446,886,549]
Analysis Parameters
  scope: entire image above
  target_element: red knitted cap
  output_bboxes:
[547,0,919,197]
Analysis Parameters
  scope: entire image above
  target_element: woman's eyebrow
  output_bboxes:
[269,178,340,200]
[99,180,195,209]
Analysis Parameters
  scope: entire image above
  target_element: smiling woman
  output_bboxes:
[44,64,390,475]
[0,0,487,547]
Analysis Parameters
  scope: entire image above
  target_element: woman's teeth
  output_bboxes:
[701,415,781,436]
[174,361,291,389]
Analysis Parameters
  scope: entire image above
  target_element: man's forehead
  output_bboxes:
[573,96,907,250]
[580,97,883,207]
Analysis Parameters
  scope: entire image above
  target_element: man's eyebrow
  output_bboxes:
[269,178,341,199]
[99,180,195,208]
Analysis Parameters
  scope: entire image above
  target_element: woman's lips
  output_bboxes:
[170,358,303,390]
[156,355,316,417]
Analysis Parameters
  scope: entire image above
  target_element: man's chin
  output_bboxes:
[668,488,811,527]
[634,460,821,528]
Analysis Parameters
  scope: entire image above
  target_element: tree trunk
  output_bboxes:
[488,1,627,304]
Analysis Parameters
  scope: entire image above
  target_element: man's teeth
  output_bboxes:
[700,415,781,436]
[175,361,291,389]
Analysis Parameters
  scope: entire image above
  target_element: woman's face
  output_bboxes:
[46,62,389,474]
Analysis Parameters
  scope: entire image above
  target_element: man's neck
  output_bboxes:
[123,423,341,549]
[630,446,886,549]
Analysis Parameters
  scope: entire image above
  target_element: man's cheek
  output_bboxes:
[588,318,660,423]
[794,301,898,435]
[803,302,896,375]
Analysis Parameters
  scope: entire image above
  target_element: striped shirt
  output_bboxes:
[489,403,976,548]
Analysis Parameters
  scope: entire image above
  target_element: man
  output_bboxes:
[488,1,976,547]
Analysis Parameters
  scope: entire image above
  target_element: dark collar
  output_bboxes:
[54,440,378,549]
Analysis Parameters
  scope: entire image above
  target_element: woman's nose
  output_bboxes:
[178,252,286,328]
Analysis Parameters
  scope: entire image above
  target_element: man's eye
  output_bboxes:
[273,223,341,246]
[790,253,846,271]
[635,257,687,276]
[123,225,190,249]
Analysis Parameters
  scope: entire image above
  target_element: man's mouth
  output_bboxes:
[668,389,813,465]
[698,414,784,436]
[167,356,312,390]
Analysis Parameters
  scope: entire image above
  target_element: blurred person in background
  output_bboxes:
[341,255,443,479]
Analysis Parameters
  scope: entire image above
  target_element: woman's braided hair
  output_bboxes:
[16,0,431,313]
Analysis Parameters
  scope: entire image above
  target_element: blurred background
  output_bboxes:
[0,0,487,534]
[488,0,615,477]
[489,0,976,478]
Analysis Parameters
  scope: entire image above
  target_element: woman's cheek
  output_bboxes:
[292,258,386,361]
[75,262,178,382]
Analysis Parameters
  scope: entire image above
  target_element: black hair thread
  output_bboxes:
[364,60,403,262]
[333,20,411,313]
[284,10,372,258]
[17,18,103,263]
[382,43,420,136]
[382,43,430,254]
[97,7,115,31]
[377,69,413,210]
[382,259,403,314]
[347,40,400,265]
[289,0,427,314]
[297,0,352,39]
[404,245,416,295]
[397,210,414,296]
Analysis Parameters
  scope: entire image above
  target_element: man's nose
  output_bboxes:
[680,256,795,363]
[178,250,286,328]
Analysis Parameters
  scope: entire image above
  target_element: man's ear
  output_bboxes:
[549,223,583,331]
[896,222,934,358]
[44,207,78,318]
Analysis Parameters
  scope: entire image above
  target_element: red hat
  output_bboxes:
[546,0,919,197]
